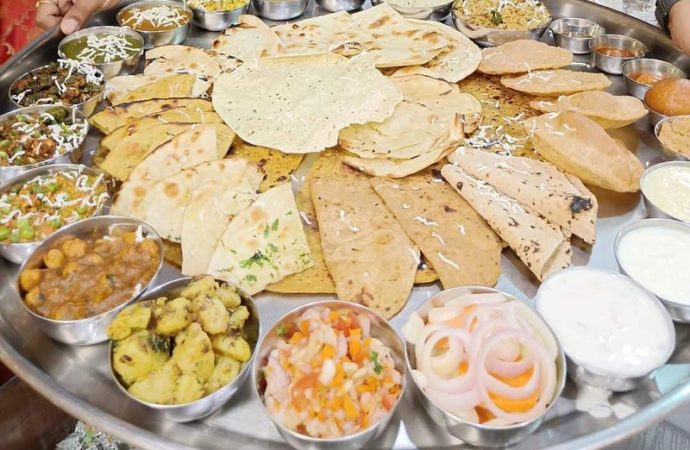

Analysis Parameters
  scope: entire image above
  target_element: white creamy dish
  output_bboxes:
[617,223,690,304]
[535,267,674,378]
[642,164,690,222]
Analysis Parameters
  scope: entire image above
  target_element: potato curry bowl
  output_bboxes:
[16,215,163,345]
[107,275,260,422]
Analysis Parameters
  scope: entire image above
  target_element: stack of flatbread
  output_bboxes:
[111,124,313,294]
[442,147,599,281]
[501,69,612,97]
[339,74,482,178]
[478,40,572,75]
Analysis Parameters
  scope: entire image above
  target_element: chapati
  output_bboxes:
[212,15,284,62]
[144,45,223,82]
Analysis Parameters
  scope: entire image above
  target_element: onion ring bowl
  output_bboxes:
[402,286,566,448]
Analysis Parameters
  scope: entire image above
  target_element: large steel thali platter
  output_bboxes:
[2,0,690,448]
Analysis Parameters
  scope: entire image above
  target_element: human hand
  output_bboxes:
[669,0,690,55]
[36,0,120,35]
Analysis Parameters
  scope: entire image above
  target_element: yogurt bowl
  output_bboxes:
[640,161,690,222]
[535,267,675,392]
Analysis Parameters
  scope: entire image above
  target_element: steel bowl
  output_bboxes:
[0,164,113,264]
[653,115,690,160]
[535,267,675,392]
[109,276,260,422]
[8,62,105,117]
[117,0,192,49]
[58,26,144,79]
[589,34,647,75]
[15,215,163,345]
[548,18,604,55]
[614,219,690,323]
[370,0,453,20]
[622,58,686,100]
[0,106,88,187]
[640,161,690,221]
[644,98,668,129]
[253,300,406,450]
[405,286,566,448]
[315,0,365,13]
[253,0,308,21]
[450,0,551,47]
[189,1,250,31]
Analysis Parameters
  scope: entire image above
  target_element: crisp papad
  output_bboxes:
[501,70,611,97]
[144,45,223,82]
[212,15,284,62]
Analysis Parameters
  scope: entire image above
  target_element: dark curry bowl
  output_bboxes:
[109,276,260,422]
[58,26,144,79]
[0,105,88,186]
[15,215,164,345]
[8,61,106,117]
[117,0,193,49]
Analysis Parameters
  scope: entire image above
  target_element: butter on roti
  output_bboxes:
[525,111,644,192]
[230,140,304,192]
[212,15,284,62]
[371,171,502,289]
[392,19,481,83]
[213,53,402,154]
[107,73,209,105]
[529,91,648,129]
[90,98,214,134]
[311,178,419,319]
[448,147,598,244]
[339,75,479,160]
[350,4,449,68]
[144,45,223,82]
[273,12,370,57]
[442,164,572,281]
[208,183,313,295]
[138,158,263,242]
[501,70,611,97]
[479,40,572,75]
[112,125,221,218]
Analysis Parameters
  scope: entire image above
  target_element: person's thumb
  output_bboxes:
[60,0,103,34]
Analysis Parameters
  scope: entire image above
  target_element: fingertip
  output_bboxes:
[60,17,80,34]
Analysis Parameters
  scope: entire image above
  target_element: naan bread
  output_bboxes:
[392,20,481,83]
[139,158,264,242]
[90,98,213,134]
[529,91,648,129]
[371,170,502,289]
[350,4,449,68]
[525,111,644,192]
[311,179,418,319]
[442,164,572,281]
[208,183,313,295]
[273,12,370,57]
[339,75,478,160]
[479,40,573,75]
[213,53,402,153]
[112,125,220,218]
[108,74,209,105]
[144,45,223,82]
[448,147,598,244]
[501,70,611,97]
[181,180,259,276]
[99,114,234,180]
[212,15,284,62]
[343,144,456,178]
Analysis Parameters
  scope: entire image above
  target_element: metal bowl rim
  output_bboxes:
[252,299,407,444]
[189,0,250,12]
[0,163,111,252]
[621,58,687,88]
[589,33,648,58]
[108,275,261,410]
[116,0,193,33]
[8,62,106,109]
[15,215,165,325]
[404,285,567,431]
[653,114,690,158]
[58,26,145,62]
[548,17,605,40]
[0,106,89,175]
[614,217,690,309]
[534,266,676,379]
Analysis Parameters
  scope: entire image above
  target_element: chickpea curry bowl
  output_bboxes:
[107,275,260,422]
[16,215,163,345]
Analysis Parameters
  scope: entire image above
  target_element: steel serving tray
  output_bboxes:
[2,1,690,449]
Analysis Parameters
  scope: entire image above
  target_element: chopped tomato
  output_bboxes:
[489,389,540,413]
[492,367,534,388]
[475,406,495,423]
[382,393,397,410]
